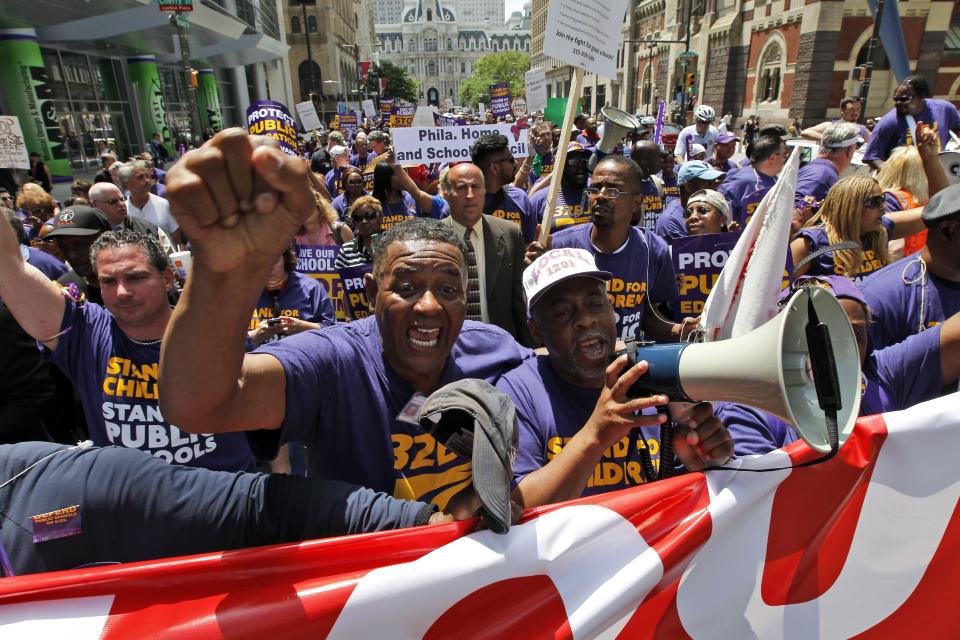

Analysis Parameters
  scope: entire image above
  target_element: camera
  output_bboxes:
[266,317,283,327]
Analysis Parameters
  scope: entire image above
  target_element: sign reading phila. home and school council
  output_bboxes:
[392,124,529,164]
[543,0,629,78]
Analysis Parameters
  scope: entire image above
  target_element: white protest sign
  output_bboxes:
[393,124,529,163]
[543,0,629,78]
[413,106,437,128]
[294,101,322,131]
[478,102,486,116]
[0,116,30,170]
[524,68,547,112]
[362,99,377,120]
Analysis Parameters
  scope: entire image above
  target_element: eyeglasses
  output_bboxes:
[351,210,379,222]
[346,179,365,185]
[892,94,915,103]
[684,205,715,217]
[92,198,123,206]
[863,195,885,209]
[586,186,629,198]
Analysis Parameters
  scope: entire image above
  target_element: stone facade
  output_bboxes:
[376,0,530,107]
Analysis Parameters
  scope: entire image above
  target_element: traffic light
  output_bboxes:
[686,73,695,88]
[189,68,198,87]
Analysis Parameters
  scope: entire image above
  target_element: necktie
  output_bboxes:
[464,228,482,321]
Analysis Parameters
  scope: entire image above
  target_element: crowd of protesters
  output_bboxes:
[1,72,959,576]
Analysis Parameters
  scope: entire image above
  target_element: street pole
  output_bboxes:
[858,0,886,114]
[171,12,203,148]
[302,2,318,99]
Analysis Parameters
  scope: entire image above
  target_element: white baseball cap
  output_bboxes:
[523,248,612,312]
[329,145,349,157]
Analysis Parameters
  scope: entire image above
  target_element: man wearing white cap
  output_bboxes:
[324,144,353,198]
[497,248,774,507]
[794,122,862,203]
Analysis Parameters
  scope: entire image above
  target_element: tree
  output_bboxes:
[458,51,530,107]
[363,60,419,104]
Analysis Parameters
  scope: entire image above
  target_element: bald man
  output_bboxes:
[88,182,176,254]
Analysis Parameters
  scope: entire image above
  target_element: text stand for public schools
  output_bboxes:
[538,67,584,247]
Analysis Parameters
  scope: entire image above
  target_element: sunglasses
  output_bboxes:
[93,198,123,206]
[684,205,716,217]
[351,210,379,222]
[863,195,885,209]
[346,179,365,185]
[892,94,915,103]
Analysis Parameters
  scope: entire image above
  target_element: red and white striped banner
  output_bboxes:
[3,392,959,638]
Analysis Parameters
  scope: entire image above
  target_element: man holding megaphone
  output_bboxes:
[500,248,794,508]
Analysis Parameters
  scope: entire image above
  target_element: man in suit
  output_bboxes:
[440,163,534,346]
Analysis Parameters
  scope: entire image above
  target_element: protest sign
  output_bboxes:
[0,115,29,169]
[339,263,373,321]
[339,113,358,142]
[524,68,547,112]
[392,124,529,164]
[433,112,467,127]
[389,102,416,128]
[296,244,344,321]
[413,106,436,128]
[246,100,299,155]
[477,102,486,117]
[653,99,666,145]
[544,97,580,127]
[379,98,394,118]
[543,0,630,78]
[489,83,511,119]
[511,97,527,118]
[672,232,792,321]
[294,101,322,131]
[361,99,377,120]
[337,103,348,116]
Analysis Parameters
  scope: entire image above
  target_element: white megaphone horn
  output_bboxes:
[624,287,861,453]
[598,106,641,154]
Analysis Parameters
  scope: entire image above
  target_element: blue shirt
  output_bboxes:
[863,99,960,163]
[796,218,894,282]
[718,165,777,226]
[861,324,943,415]
[795,158,839,203]
[484,185,537,243]
[530,182,590,230]
[655,198,688,244]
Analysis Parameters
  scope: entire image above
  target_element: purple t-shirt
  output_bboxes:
[531,182,590,230]
[250,271,336,335]
[718,165,777,226]
[859,255,960,351]
[150,182,167,199]
[795,158,839,203]
[796,218,894,281]
[637,178,664,230]
[530,151,555,188]
[498,357,793,496]
[863,100,960,163]
[254,317,533,507]
[379,191,419,230]
[551,223,678,341]
[324,166,357,198]
[484,185,537,243]
[350,150,376,169]
[861,324,943,415]
[654,198,687,244]
[25,246,68,280]
[45,300,254,470]
[576,132,600,149]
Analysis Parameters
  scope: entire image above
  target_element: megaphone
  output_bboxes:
[624,287,861,453]
[939,151,960,185]
[598,106,641,154]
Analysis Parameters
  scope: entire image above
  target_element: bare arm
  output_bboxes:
[940,311,960,388]
[391,163,436,213]
[160,130,316,434]
[800,122,829,142]
[512,155,534,189]
[790,236,812,278]
[514,359,668,507]
[886,207,925,240]
[0,214,66,351]
[917,121,950,198]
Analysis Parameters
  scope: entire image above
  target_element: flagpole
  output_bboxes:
[858,0,886,112]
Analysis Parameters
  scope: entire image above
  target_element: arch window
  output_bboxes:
[755,38,784,104]
[291,16,301,33]
[307,15,317,32]
[297,60,321,101]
